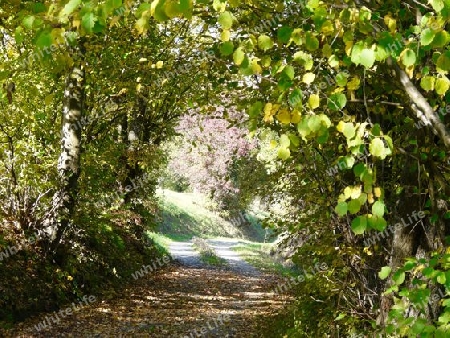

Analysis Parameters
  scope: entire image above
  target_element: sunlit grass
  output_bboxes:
[156,189,266,240]
[231,241,296,277]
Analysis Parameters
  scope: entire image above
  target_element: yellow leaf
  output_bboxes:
[435,76,450,95]
[156,61,164,69]
[321,20,334,35]
[384,14,396,32]
[345,41,353,56]
[264,103,274,123]
[277,108,291,124]
[45,94,54,105]
[308,94,320,109]
[73,19,81,30]
[221,29,230,42]
[350,186,362,199]
[374,187,382,198]
[291,109,301,123]
[270,139,278,148]
[251,58,262,74]
[272,104,281,114]
[368,192,374,204]
[405,64,414,79]
[302,72,316,84]
[347,77,361,90]
[322,44,332,58]
[264,103,273,115]
[343,186,352,200]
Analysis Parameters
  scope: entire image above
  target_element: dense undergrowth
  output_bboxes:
[0,206,167,329]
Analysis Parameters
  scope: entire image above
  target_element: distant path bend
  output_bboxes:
[169,238,260,276]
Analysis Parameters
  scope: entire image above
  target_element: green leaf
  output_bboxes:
[335,72,349,87]
[308,94,320,109]
[305,32,319,51]
[328,93,347,111]
[401,48,416,66]
[248,101,263,118]
[348,199,361,214]
[283,65,295,80]
[351,215,367,234]
[436,51,450,71]
[32,3,47,13]
[258,35,274,51]
[278,147,290,160]
[220,41,234,56]
[334,313,346,321]
[82,12,97,33]
[233,47,245,65]
[350,41,364,65]
[317,128,329,144]
[437,272,446,284]
[379,266,392,280]
[35,30,53,50]
[368,215,387,231]
[421,76,436,91]
[435,77,450,95]
[22,16,35,30]
[360,48,376,68]
[293,51,313,70]
[353,163,366,177]
[421,28,436,46]
[307,115,322,132]
[430,0,445,12]
[278,26,293,44]
[372,201,385,217]
[342,123,355,139]
[279,134,290,148]
[432,31,449,48]
[59,0,82,21]
[369,138,387,159]
[15,27,24,44]
[335,202,348,216]
[393,271,406,285]
[218,11,233,29]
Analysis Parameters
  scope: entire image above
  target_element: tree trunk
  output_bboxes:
[41,41,85,249]
[122,83,146,204]
[378,153,447,325]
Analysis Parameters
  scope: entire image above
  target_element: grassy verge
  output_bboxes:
[231,241,296,277]
[192,237,228,267]
[156,189,267,242]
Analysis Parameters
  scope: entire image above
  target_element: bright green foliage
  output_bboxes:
[0,0,449,336]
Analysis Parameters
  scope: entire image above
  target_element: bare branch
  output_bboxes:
[388,57,450,149]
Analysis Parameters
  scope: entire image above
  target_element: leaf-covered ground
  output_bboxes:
[5,244,291,337]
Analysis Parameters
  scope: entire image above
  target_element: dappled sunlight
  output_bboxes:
[8,264,286,337]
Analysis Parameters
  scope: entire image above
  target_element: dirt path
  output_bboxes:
[169,238,260,276]
[205,239,261,276]
[5,240,289,337]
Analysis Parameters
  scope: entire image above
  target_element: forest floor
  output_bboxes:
[5,238,292,337]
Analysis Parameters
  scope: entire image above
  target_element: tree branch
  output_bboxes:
[388,57,450,149]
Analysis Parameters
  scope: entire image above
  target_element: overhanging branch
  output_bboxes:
[388,57,450,148]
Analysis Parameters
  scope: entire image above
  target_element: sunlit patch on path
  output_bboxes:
[6,240,290,337]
